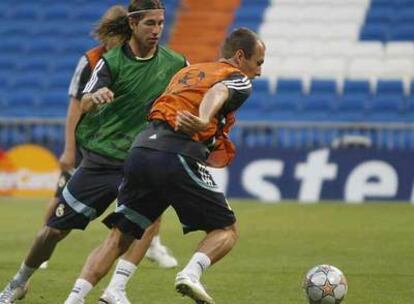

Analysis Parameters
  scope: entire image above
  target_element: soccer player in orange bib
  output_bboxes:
[64,27,265,304]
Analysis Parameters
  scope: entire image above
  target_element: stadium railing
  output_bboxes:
[1,119,414,155]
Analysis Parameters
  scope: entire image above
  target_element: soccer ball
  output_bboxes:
[303,264,348,304]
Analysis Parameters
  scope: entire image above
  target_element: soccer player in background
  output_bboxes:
[46,2,178,271]
[64,27,266,304]
[0,1,186,304]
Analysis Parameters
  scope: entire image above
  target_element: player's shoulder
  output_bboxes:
[158,46,186,64]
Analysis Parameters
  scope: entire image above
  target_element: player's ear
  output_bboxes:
[128,17,137,29]
[234,49,245,66]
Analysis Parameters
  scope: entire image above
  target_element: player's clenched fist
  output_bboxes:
[91,87,114,104]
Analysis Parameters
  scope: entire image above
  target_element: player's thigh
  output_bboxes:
[48,166,123,230]
[169,155,236,233]
[106,148,171,238]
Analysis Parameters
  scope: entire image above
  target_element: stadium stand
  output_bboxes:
[1,0,414,153]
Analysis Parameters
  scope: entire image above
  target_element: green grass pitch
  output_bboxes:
[0,198,413,303]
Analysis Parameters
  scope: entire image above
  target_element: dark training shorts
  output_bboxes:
[48,166,123,230]
[103,147,236,239]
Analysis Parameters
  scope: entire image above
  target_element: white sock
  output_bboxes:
[107,259,137,290]
[181,252,211,281]
[12,263,36,286]
[66,278,93,302]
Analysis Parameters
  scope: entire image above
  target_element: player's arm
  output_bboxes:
[60,97,81,171]
[176,73,251,135]
[59,55,89,171]
[175,83,229,135]
[80,59,114,113]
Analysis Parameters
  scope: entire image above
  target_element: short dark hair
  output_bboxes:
[93,5,130,43]
[221,28,261,59]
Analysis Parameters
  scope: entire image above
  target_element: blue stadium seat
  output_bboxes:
[394,7,414,23]
[59,38,95,55]
[335,95,368,121]
[38,90,68,106]
[26,38,58,54]
[8,6,40,20]
[9,74,45,91]
[367,95,405,121]
[360,23,389,41]
[376,80,405,97]
[18,57,50,73]
[46,73,72,90]
[265,94,302,121]
[252,78,272,93]
[365,7,394,23]
[0,57,15,72]
[309,79,337,97]
[343,79,371,98]
[300,94,336,121]
[276,78,303,95]
[389,24,414,40]
[404,95,414,121]
[0,38,26,54]
[50,57,77,73]
[72,5,108,21]
[41,5,72,20]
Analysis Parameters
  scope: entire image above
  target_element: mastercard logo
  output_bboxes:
[0,144,60,197]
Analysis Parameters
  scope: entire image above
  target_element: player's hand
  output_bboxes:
[59,150,75,172]
[175,111,209,136]
[91,87,114,104]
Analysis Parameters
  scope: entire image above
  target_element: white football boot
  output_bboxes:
[145,243,178,268]
[0,281,28,304]
[98,288,131,304]
[175,272,215,304]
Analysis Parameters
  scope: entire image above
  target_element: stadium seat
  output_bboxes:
[365,7,394,23]
[376,80,405,97]
[276,78,304,95]
[385,42,414,59]
[41,5,72,20]
[301,94,336,121]
[335,94,368,121]
[26,38,58,55]
[8,6,40,20]
[389,24,414,40]
[311,58,346,80]
[265,94,303,121]
[276,57,314,80]
[347,58,383,80]
[252,78,272,94]
[343,79,372,97]
[46,74,72,90]
[9,74,45,91]
[360,23,389,41]
[367,95,405,121]
[18,57,50,73]
[309,79,338,97]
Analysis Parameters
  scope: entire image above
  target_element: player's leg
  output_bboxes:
[66,148,170,303]
[40,170,74,270]
[0,226,71,304]
[145,225,178,268]
[0,166,120,303]
[170,155,238,304]
[98,218,161,304]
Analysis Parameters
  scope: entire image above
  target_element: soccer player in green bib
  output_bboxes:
[0,1,186,304]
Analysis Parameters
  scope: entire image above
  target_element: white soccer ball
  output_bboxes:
[303,264,348,304]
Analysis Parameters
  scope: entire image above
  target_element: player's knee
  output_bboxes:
[106,228,135,254]
[228,223,239,245]
[39,226,70,243]
[223,223,239,247]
